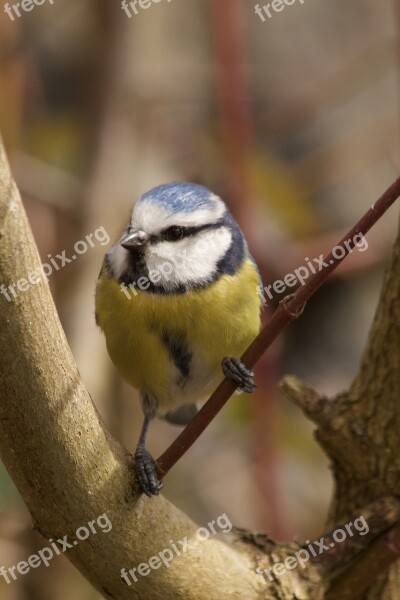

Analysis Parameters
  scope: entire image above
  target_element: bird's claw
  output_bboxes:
[222,356,256,393]
[134,446,163,497]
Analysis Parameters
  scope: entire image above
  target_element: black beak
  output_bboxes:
[120,230,149,250]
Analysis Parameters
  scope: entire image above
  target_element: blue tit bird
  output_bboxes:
[95,182,261,496]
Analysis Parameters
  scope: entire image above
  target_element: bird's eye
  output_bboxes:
[164,226,185,241]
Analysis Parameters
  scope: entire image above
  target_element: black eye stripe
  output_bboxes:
[156,222,223,242]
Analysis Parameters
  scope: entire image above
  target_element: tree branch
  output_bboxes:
[1,129,400,599]
[278,375,332,424]
[0,138,273,599]
[311,497,400,575]
[326,524,400,599]
[157,178,400,477]
[280,211,400,597]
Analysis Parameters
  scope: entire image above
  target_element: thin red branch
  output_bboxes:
[210,0,253,206]
[156,178,400,477]
[211,0,286,538]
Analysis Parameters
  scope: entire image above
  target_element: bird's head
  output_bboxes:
[106,182,245,292]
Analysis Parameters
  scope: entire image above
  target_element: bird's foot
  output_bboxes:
[134,446,163,497]
[222,356,256,393]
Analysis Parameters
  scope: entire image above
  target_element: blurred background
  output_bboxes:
[1,0,399,597]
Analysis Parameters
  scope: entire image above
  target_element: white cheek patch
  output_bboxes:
[132,195,226,234]
[145,227,232,290]
[107,241,129,279]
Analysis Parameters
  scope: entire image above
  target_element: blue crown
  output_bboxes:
[139,182,221,214]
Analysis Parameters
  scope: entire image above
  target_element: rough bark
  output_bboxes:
[0,133,399,599]
[280,210,400,597]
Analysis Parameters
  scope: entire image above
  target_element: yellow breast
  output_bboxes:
[95,258,261,411]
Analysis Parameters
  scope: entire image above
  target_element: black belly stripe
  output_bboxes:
[161,332,192,380]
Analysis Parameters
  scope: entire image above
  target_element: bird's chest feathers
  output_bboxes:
[100,288,223,402]
[96,260,260,408]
